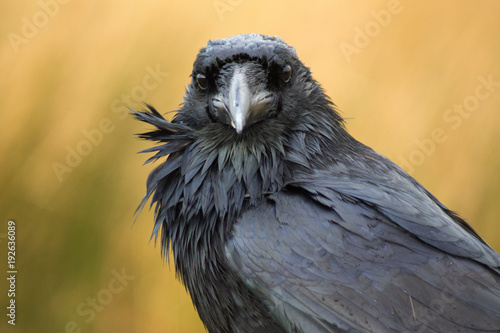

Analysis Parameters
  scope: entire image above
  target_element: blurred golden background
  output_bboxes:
[1,1,499,332]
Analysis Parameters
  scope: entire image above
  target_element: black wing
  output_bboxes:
[225,190,500,332]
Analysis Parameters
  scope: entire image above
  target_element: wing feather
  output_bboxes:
[226,191,500,332]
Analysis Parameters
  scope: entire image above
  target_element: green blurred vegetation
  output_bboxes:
[1,1,499,332]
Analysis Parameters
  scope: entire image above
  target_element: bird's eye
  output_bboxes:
[282,65,292,83]
[196,73,208,90]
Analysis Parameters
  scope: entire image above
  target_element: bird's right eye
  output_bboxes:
[196,73,208,90]
[282,65,292,83]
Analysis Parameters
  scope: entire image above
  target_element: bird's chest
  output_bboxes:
[165,157,287,331]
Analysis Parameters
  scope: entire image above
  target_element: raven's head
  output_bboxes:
[175,33,343,136]
[134,34,349,260]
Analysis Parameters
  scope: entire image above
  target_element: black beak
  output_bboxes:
[228,69,252,134]
[216,66,274,134]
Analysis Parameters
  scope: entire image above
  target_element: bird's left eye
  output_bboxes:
[282,65,292,83]
[196,73,208,90]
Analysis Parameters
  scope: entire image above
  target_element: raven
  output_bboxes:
[134,34,500,332]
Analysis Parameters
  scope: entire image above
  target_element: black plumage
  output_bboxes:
[134,34,500,332]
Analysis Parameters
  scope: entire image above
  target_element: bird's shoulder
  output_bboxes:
[284,142,500,268]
